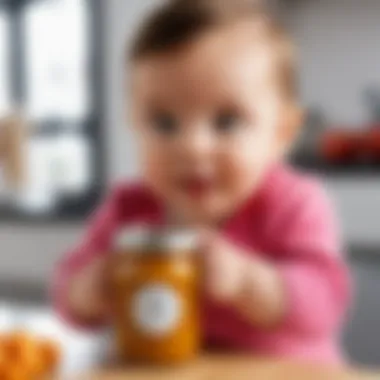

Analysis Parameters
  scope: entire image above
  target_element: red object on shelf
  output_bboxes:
[320,130,363,164]
[366,127,380,161]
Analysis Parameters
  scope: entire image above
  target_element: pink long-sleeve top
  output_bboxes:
[52,164,350,365]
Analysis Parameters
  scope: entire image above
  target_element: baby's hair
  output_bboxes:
[129,0,298,100]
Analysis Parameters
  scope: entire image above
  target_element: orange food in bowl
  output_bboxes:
[0,342,6,364]
[3,331,44,373]
[38,339,61,374]
[0,362,7,379]
[3,365,32,380]
[0,332,61,380]
[3,331,36,360]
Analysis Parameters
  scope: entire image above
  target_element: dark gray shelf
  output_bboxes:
[293,157,380,177]
[0,186,102,224]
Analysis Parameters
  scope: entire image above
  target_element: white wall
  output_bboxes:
[324,178,380,246]
[105,0,155,181]
[1,0,380,284]
[284,0,380,126]
[283,0,380,247]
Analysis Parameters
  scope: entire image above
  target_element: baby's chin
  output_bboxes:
[168,193,240,226]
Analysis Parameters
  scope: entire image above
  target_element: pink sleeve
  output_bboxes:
[274,181,350,337]
[51,184,153,330]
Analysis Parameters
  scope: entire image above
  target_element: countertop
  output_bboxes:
[1,304,380,379]
[79,356,379,380]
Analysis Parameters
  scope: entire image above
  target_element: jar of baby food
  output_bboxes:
[109,226,201,365]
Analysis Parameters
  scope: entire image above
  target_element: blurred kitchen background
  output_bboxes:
[0,0,380,368]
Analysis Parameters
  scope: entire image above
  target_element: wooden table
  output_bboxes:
[79,356,379,380]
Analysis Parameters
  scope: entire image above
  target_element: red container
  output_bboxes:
[365,127,380,162]
[320,130,361,164]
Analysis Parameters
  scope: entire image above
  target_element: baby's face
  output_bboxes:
[131,22,295,224]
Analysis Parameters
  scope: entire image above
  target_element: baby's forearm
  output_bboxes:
[233,256,286,329]
[53,255,110,329]
[67,272,104,322]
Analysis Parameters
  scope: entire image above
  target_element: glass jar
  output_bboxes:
[109,227,201,365]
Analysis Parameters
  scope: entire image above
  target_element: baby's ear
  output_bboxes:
[277,104,304,156]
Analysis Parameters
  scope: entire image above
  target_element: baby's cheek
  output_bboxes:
[221,149,259,190]
[214,148,268,214]
[142,152,171,192]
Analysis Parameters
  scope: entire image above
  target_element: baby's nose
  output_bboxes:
[178,128,215,160]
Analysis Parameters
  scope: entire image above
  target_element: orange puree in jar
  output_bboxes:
[109,228,201,365]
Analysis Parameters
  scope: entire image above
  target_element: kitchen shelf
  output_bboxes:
[292,157,380,177]
[0,186,102,224]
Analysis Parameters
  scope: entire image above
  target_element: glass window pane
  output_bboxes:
[24,0,90,121]
[0,9,10,117]
[17,133,92,214]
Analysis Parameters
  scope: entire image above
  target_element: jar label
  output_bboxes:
[131,284,182,336]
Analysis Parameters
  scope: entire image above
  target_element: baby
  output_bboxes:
[52,0,350,364]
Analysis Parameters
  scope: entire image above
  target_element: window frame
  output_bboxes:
[0,5,11,115]
[0,0,106,223]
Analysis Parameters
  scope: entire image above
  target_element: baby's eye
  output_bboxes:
[214,111,242,134]
[150,112,178,136]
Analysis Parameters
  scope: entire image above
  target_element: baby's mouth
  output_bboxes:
[179,175,214,199]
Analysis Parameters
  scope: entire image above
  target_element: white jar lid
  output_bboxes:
[114,225,150,250]
[159,229,198,252]
[114,226,198,255]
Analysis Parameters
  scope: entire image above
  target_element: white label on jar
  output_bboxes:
[131,284,182,336]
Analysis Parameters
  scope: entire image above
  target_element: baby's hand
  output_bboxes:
[200,231,247,304]
[68,256,110,323]
[200,231,285,327]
